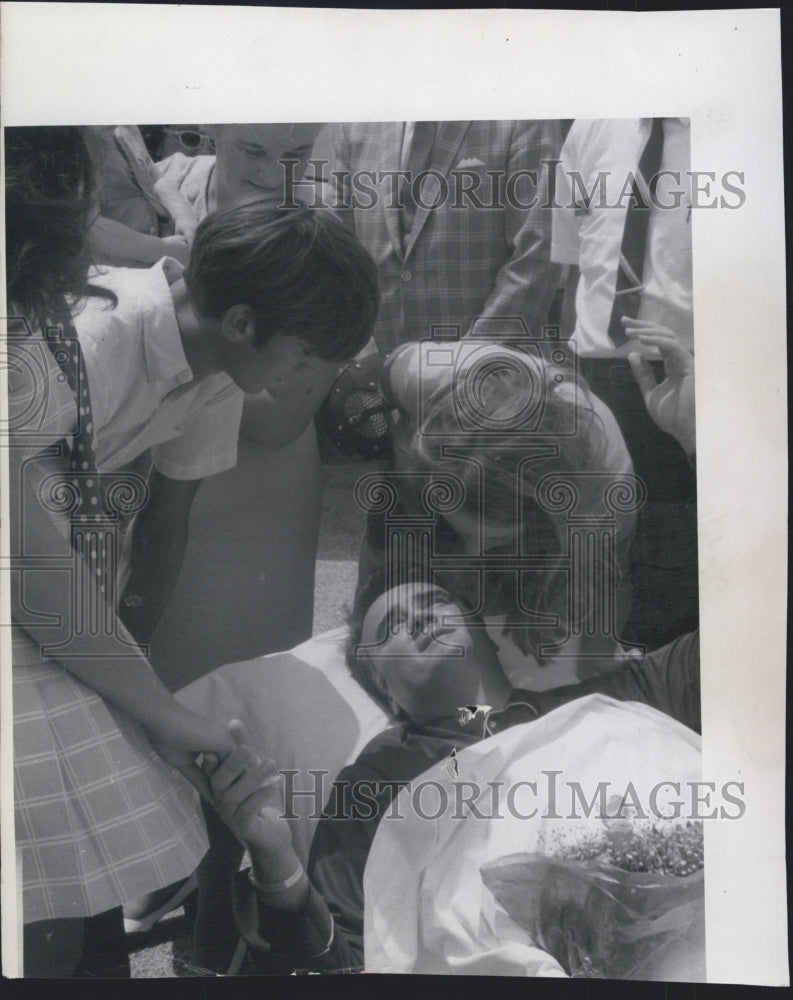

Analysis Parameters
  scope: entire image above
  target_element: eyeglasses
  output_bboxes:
[162,128,215,153]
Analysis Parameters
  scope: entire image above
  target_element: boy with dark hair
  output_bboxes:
[76,201,380,646]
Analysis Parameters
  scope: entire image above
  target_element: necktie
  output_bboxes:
[45,308,106,521]
[401,121,437,238]
[607,117,665,348]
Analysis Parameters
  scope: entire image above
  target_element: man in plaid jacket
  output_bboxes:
[325,121,563,351]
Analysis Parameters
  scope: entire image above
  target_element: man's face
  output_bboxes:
[212,123,318,207]
[359,583,499,722]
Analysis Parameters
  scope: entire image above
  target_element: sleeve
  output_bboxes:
[471,120,564,339]
[150,377,243,480]
[232,872,346,974]
[231,760,398,973]
[525,630,701,733]
[326,123,354,226]
[551,126,583,266]
[150,151,194,186]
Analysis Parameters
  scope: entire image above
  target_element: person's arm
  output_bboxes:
[469,120,563,339]
[206,722,366,972]
[152,174,199,243]
[505,631,701,734]
[9,450,233,793]
[87,214,190,267]
[625,322,696,459]
[119,467,203,646]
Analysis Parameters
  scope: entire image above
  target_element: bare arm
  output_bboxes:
[87,215,190,267]
[10,451,232,793]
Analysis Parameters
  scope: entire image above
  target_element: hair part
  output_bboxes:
[184,201,379,362]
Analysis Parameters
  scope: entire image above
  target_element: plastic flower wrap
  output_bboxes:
[480,814,705,980]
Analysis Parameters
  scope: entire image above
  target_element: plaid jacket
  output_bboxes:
[329,120,563,352]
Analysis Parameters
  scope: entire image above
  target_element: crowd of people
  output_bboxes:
[5,119,698,978]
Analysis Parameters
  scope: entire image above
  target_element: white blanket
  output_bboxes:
[364,695,701,977]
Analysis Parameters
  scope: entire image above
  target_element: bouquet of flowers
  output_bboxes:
[480,819,705,980]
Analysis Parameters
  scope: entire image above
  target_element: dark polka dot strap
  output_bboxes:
[45,309,106,521]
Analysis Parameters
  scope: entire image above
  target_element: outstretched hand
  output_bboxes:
[623,318,696,457]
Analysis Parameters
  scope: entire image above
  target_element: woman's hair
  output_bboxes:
[184,201,380,363]
[5,126,113,329]
[402,347,613,655]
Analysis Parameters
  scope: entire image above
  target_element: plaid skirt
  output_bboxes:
[12,628,209,924]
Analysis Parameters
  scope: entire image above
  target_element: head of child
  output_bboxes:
[346,579,511,724]
[183,201,379,394]
[207,123,320,208]
[5,126,101,327]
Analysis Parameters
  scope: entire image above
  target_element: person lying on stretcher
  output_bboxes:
[204,326,698,974]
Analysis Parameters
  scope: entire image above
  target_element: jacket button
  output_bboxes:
[401,270,412,282]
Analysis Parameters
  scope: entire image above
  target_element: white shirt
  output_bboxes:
[552,118,693,358]
[73,257,242,479]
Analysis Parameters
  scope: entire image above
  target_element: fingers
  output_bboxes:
[228,718,252,748]
[209,745,278,799]
[179,760,214,802]
[202,752,220,777]
[627,352,659,400]
[215,763,280,817]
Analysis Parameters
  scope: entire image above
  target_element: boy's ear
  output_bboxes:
[221,304,257,344]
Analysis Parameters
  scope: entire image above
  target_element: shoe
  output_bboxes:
[123,872,199,935]
[185,937,247,976]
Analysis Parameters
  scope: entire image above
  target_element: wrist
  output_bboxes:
[249,843,300,886]
[249,848,310,912]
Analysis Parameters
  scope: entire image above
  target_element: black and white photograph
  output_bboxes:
[0,4,787,987]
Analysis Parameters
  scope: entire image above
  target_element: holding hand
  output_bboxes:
[143,704,235,801]
[623,318,696,457]
[204,720,294,865]
[160,234,191,266]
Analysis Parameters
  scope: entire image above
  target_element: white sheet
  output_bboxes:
[364,695,702,977]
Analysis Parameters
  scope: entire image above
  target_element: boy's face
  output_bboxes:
[211,123,319,207]
[217,327,337,396]
[359,583,501,723]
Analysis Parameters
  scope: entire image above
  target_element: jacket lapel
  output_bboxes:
[403,121,471,261]
[377,122,406,261]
